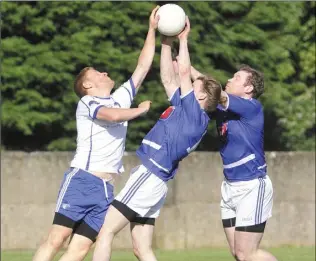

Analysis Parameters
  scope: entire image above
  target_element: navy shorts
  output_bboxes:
[54,167,114,234]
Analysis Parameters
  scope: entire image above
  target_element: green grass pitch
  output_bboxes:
[2,246,315,261]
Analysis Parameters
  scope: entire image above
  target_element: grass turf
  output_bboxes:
[1,246,315,261]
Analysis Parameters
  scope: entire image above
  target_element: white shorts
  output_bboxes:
[221,175,273,227]
[115,165,168,219]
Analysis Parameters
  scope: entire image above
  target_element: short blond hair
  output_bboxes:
[74,67,93,98]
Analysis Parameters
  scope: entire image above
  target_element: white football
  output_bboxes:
[156,4,186,36]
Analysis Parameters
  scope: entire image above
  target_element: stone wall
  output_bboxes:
[1,151,315,249]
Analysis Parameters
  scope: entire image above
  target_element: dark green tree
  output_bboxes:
[1,2,315,151]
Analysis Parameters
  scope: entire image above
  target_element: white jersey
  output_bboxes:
[70,78,136,174]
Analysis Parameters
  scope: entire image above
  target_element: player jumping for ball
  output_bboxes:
[32,6,160,261]
[191,63,278,260]
[92,17,222,261]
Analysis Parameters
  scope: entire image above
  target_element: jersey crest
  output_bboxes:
[221,122,228,136]
[160,106,175,120]
[217,121,228,145]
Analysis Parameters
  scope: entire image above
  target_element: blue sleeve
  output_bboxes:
[226,94,262,119]
[169,88,181,106]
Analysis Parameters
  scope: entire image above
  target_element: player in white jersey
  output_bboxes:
[92,17,222,261]
[33,6,160,261]
[191,64,277,261]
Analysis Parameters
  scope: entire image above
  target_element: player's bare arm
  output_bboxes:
[131,6,160,90]
[190,65,205,81]
[175,54,202,82]
[177,16,193,96]
[219,90,262,118]
[95,101,151,122]
[160,36,179,98]
[172,60,181,87]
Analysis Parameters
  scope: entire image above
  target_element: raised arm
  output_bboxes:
[131,6,160,90]
[174,57,202,83]
[190,65,204,81]
[177,17,193,97]
[219,91,261,118]
[160,36,179,98]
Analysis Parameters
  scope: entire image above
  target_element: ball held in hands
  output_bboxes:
[156,4,186,37]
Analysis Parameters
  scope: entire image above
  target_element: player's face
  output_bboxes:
[225,70,250,97]
[86,69,115,90]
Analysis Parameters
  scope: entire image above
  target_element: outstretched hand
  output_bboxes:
[178,16,190,40]
[138,100,152,114]
[149,6,160,30]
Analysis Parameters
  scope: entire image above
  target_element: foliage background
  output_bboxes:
[1,1,315,151]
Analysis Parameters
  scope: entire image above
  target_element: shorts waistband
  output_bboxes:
[130,164,149,174]
[70,168,114,188]
[224,175,268,185]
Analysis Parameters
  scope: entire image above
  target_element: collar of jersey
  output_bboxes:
[94,96,111,99]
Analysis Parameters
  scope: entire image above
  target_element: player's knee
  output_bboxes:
[65,242,91,260]
[230,249,236,259]
[133,244,153,260]
[234,249,253,261]
[235,253,247,261]
[46,232,67,250]
[226,244,236,257]
[133,246,141,259]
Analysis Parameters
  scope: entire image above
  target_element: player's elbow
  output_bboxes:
[178,67,191,78]
[161,78,175,88]
[108,113,121,123]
